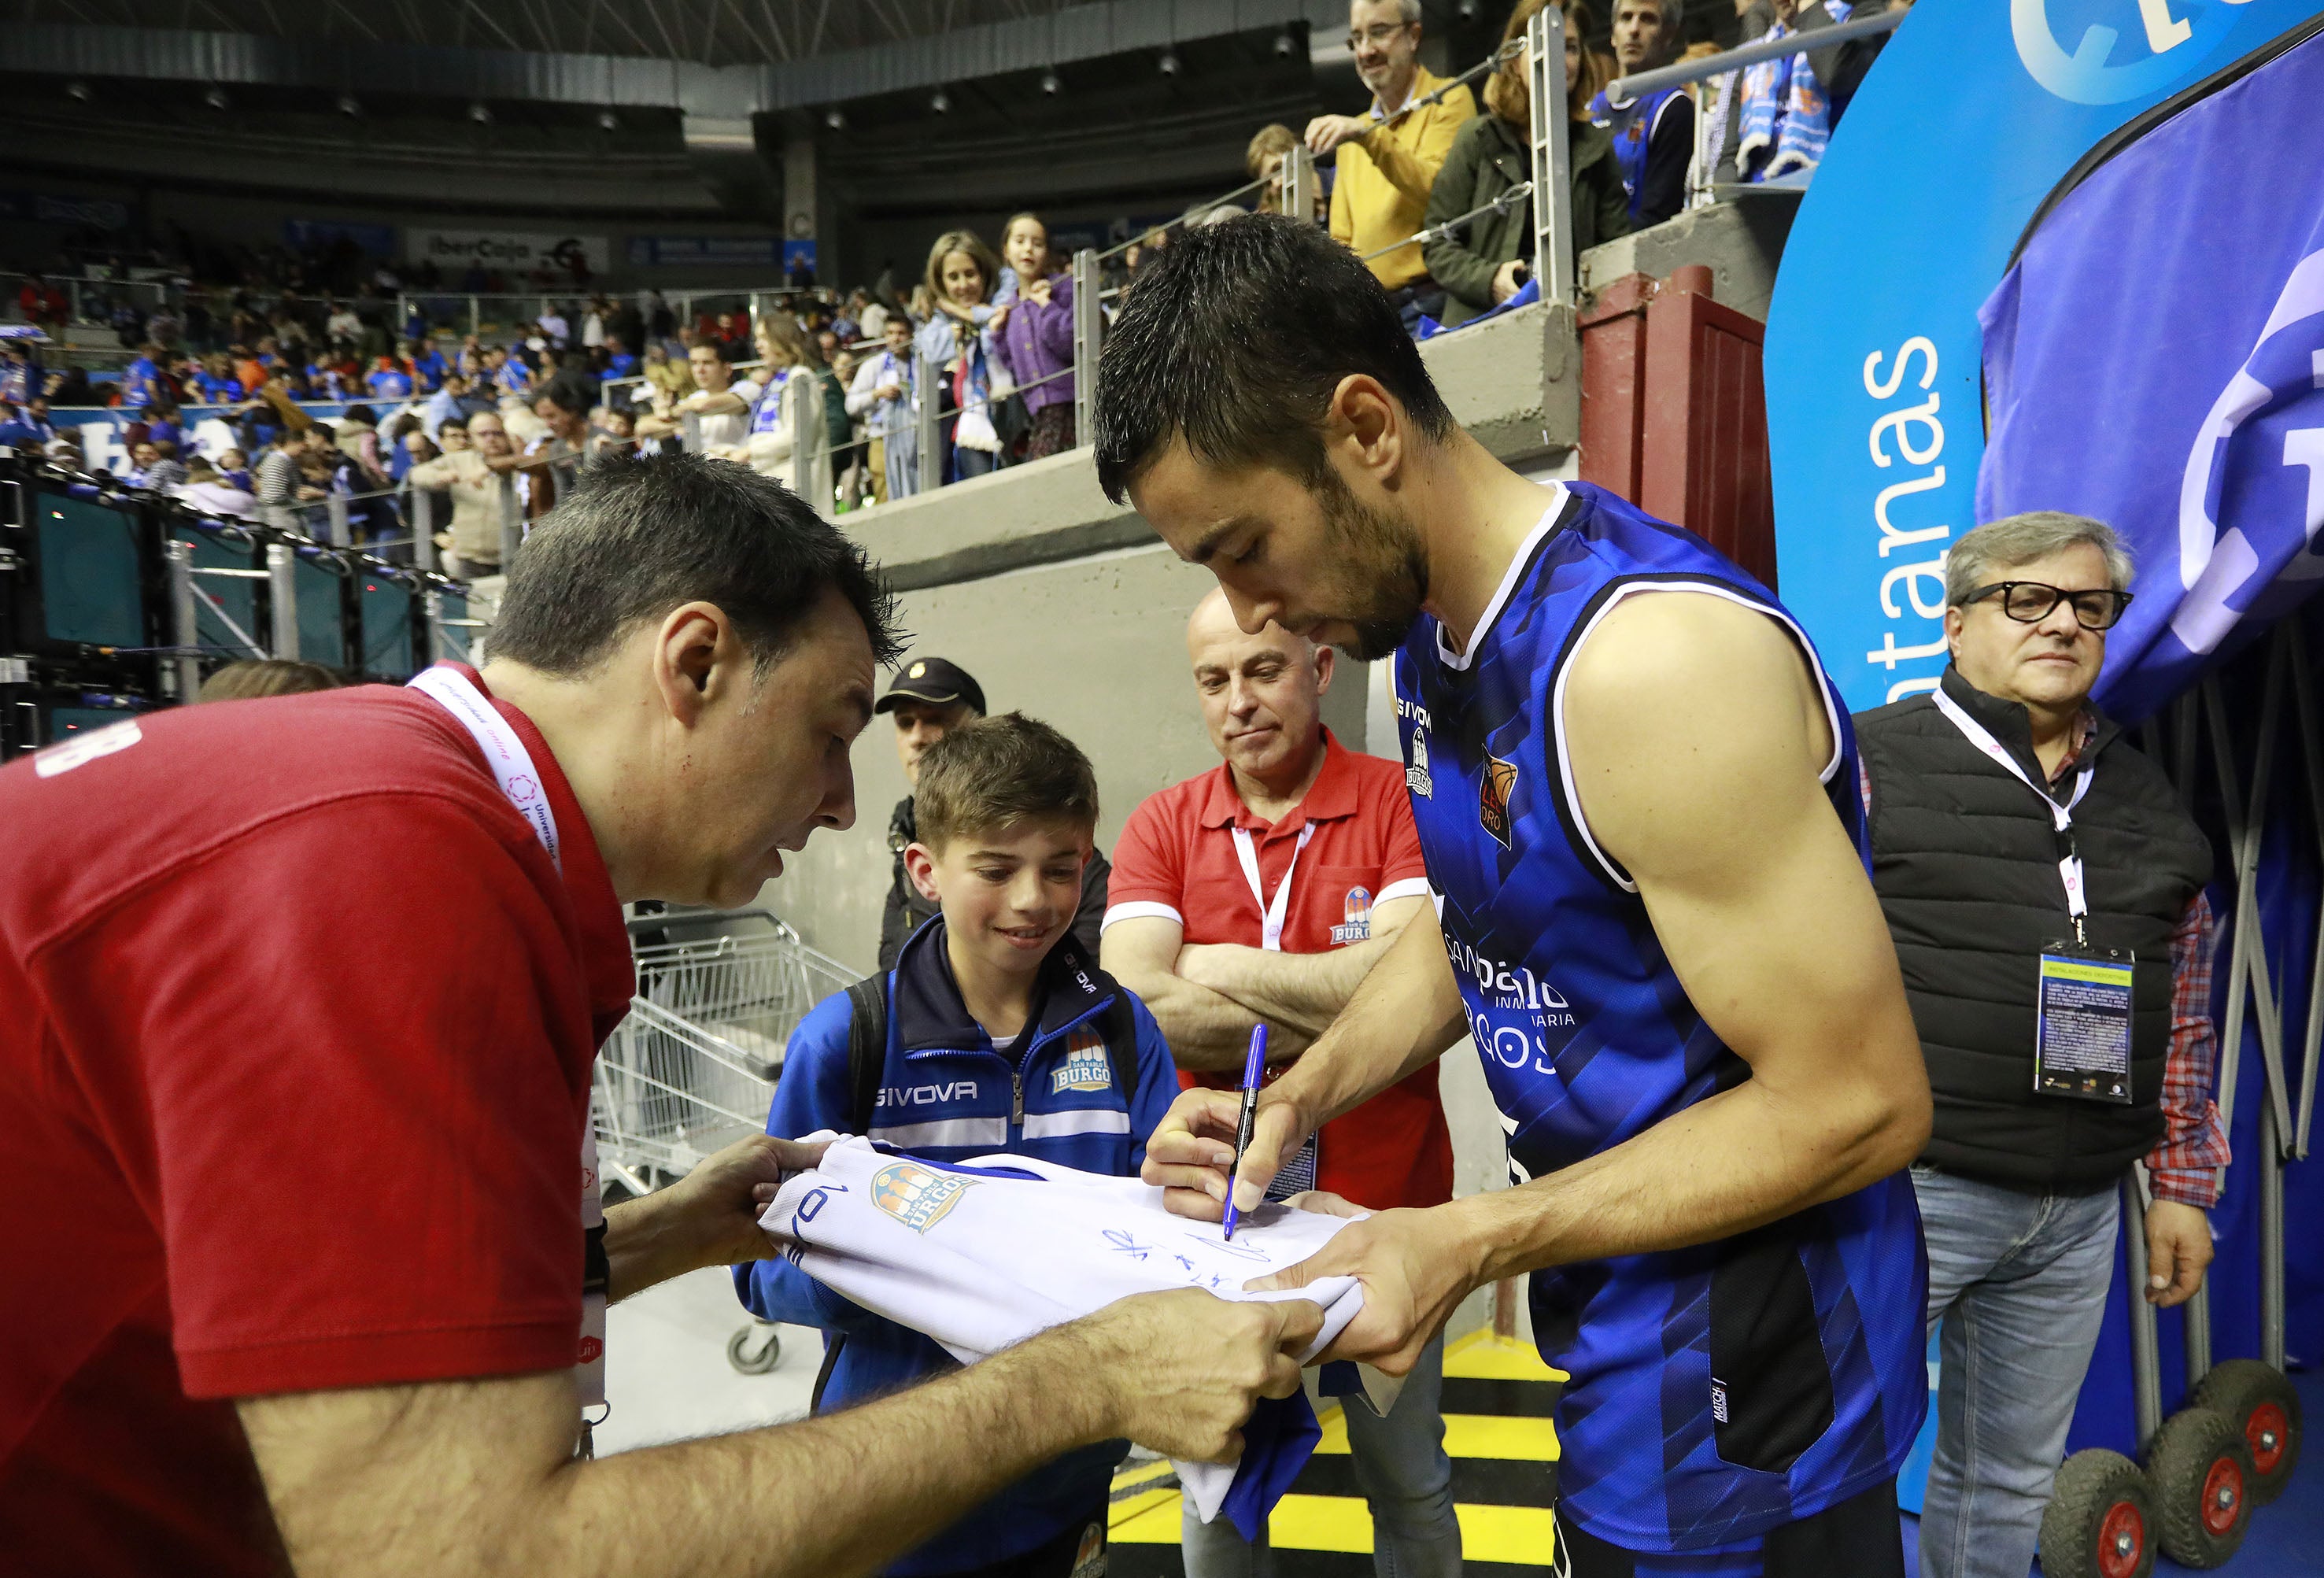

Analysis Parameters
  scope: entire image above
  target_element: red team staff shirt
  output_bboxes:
[1107,730,1453,1211]
[0,669,634,1576]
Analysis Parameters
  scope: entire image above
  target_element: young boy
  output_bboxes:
[739,714,1178,1578]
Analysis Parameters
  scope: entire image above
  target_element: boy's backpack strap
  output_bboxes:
[1100,990,1139,1108]
[844,974,890,1136]
[818,972,890,1417]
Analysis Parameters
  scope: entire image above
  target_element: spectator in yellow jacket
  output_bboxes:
[1308,0,1476,324]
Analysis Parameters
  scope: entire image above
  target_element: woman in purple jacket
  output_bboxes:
[989,213,1080,460]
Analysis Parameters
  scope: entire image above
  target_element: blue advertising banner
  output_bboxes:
[284,219,398,259]
[1763,0,2324,716]
[46,401,395,476]
[1979,24,2324,721]
[626,235,782,268]
[0,187,132,231]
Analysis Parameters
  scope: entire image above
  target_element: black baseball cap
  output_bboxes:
[876,656,986,717]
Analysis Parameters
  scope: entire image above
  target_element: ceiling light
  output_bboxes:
[597,109,619,131]
[1458,0,1480,15]
[1274,28,1296,57]
[336,93,360,116]
[929,87,951,113]
[1040,69,1061,95]
[1158,49,1180,77]
[468,102,492,124]
[66,81,93,102]
[204,86,229,110]
[824,105,845,129]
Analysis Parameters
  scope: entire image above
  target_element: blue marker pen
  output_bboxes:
[1223,1023,1267,1240]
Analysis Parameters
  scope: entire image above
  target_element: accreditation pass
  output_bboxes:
[2033,944,2135,1103]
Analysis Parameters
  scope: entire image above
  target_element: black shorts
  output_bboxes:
[1560,1476,1905,1578]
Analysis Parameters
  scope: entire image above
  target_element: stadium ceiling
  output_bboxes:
[14,0,1280,67]
[0,0,1352,112]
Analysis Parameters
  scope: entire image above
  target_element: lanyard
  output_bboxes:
[406,664,607,1412]
[1931,688,2097,939]
[1230,822,1317,952]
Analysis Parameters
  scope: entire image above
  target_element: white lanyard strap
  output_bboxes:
[1931,687,2096,923]
[1230,822,1317,952]
[405,664,605,1411]
[407,665,561,871]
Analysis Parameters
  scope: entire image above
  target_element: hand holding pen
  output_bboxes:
[1223,1023,1267,1240]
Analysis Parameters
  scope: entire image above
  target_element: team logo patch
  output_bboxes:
[1480,754,1518,848]
[1050,1029,1113,1094]
[870,1162,974,1234]
[1331,886,1373,946]
[1406,724,1433,799]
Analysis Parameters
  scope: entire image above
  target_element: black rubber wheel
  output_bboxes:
[2191,1357,2301,1506]
[2041,1448,2156,1578]
[2145,1405,2255,1568]
[726,1322,782,1376]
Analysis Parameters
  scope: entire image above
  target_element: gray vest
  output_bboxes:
[1855,667,2211,1195]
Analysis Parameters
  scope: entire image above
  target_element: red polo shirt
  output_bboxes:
[0,671,634,1576]
[1107,730,1451,1211]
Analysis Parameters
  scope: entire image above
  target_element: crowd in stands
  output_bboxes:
[0,0,1905,546]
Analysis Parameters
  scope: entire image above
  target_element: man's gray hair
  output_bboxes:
[1945,511,2135,607]
[1359,0,1425,24]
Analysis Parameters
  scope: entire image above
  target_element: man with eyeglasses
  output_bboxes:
[1306,0,1476,327]
[1853,512,2226,1578]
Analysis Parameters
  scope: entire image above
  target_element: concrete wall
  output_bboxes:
[758,291,1587,969]
[756,538,1375,976]
[1578,197,1797,323]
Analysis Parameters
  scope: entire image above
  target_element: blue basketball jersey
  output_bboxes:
[1393,482,1927,1552]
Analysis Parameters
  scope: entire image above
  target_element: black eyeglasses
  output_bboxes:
[1964,581,2134,631]
[1347,21,1417,50]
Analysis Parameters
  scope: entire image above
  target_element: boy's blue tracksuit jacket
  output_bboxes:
[736,918,1180,1574]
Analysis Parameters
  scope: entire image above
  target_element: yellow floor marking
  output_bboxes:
[1110,1485,1180,1529]
[1111,1490,1187,1541]
[1110,1491,1558,1565]
[1114,1458,1180,1491]
[1454,1502,1561,1565]
[1443,1329,1569,1384]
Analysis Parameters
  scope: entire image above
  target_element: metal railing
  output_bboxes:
[1613,7,1910,208]
[1607,6,1908,100]
[131,473,476,692]
[393,287,836,343]
[623,19,1580,514]
[1,270,174,331]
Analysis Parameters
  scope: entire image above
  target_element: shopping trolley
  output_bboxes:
[594,907,859,1379]
[593,907,856,1195]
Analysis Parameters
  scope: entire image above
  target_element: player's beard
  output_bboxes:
[1314,467,1429,661]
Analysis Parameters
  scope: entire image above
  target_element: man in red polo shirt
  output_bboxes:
[0,456,1317,1578]
[1103,588,1458,1576]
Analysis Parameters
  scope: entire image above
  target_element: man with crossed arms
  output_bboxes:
[1104,588,1459,1576]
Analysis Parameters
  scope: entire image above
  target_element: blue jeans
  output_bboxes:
[1912,1166,2120,1578]
[1180,1332,1459,1578]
